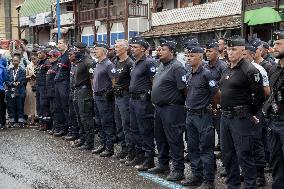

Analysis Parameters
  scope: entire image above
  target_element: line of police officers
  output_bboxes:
[31,31,284,189]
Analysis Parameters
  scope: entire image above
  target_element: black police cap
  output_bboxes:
[189,46,204,54]
[74,42,87,49]
[227,35,245,47]
[249,37,262,48]
[94,42,109,49]
[183,37,199,49]
[131,36,149,49]
[274,30,284,40]
[38,47,49,54]
[206,39,219,49]
[245,43,257,53]
[160,40,177,50]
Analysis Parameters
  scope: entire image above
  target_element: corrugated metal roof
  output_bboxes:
[20,0,52,17]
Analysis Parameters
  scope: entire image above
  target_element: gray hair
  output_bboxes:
[115,40,129,50]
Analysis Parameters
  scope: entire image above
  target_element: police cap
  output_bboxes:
[249,37,262,48]
[37,47,49,54]
[160,40,177,50]
[94,42,109,49]
[227,35,245,47]
[131,36,149,49]
[273,30,284,40]
[245,43,257,53]
[206,39,219,49]
[74,42,87,49]
[183,37,199,49]
[189,46,204,54]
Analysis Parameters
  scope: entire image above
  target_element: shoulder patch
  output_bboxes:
[209,80,216,87]
[89,68,94,74]
[111,68,116,74]
[150,66,156,73]
[254,73,260,82]
[182,75,187,82]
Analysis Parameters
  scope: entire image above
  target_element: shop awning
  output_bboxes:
[20,0,52,17]
[245,7,284,26]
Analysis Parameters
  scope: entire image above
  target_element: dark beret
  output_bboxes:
[249,38,262,48]
[74,42,87,49]
[227,35,245,47]
[37,47,49,54]
[183,37,199,49]
[47,50,61,57]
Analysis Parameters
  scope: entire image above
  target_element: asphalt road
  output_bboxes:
[0,128,273,189]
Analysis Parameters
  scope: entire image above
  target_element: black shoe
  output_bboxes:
[48,130,55,135]
[197,181,215,189]
[136,158,155,171]
[53,130,67,137]
[77,145,93,151]
[71,142,84,148]
[220,166,227,177]
[99,149,114,157]
[19,123,24,128]
[181,175,203,186]
[166,170,185,181]
[120,152,136,163]
[125,154,144,166]
[64,135,78,141]
[92,145,106,154]
[148,165,170,174]
[113,147,128,160]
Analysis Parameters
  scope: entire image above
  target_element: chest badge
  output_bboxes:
[225,75,230,80]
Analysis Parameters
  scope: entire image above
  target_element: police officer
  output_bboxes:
[250,38,272,73]
[126,37,156,167]
[45,50,61,134]
[91,42,116,157]
[218,38,228,63]
[63,48,81,141]
[36,47,50,131]
[204,39,227,151]
[54,39,71,137]
[180,46,217,188]
[219,35,265,188]
[261,41,276,65]
[263,30,284,188]
[6,54,26,127]
[112,40,134,160]
[71,42,95,150]
[149,39,187,180]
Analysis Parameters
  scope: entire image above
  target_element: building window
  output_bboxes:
[66,4,73,12]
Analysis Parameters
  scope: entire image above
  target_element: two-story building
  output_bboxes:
[244,0,284,41]
[142,0,242,48]
[77,0,150,46]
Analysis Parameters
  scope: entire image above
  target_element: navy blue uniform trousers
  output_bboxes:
[129,98,155,158]
[186,112,215,182]
[155,105,185,171]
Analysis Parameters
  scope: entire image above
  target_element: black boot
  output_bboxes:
[136,157,155,171]
[148,164,170,174]
[113,146,128,160]
[100,146,114,157]
[181,175,203,186]
[92,145,106,154]
[125,153,144,166]
[166,170,185,181]
[120,151,136,163]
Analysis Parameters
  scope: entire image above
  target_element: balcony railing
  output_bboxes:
[245,0,276,10]
[79,3,148,24]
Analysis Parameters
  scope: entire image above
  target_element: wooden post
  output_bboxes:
[124,0,129,40]
[106,0,111,45]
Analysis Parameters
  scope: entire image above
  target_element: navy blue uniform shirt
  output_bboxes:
[204,59,227,82]
[46,60,58,97]
[186,64,217,109]
[93,58,115,93]
[36,58,49,86]
[55,51,70,82]
[152,58,187,106]
[129,55,156,93]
